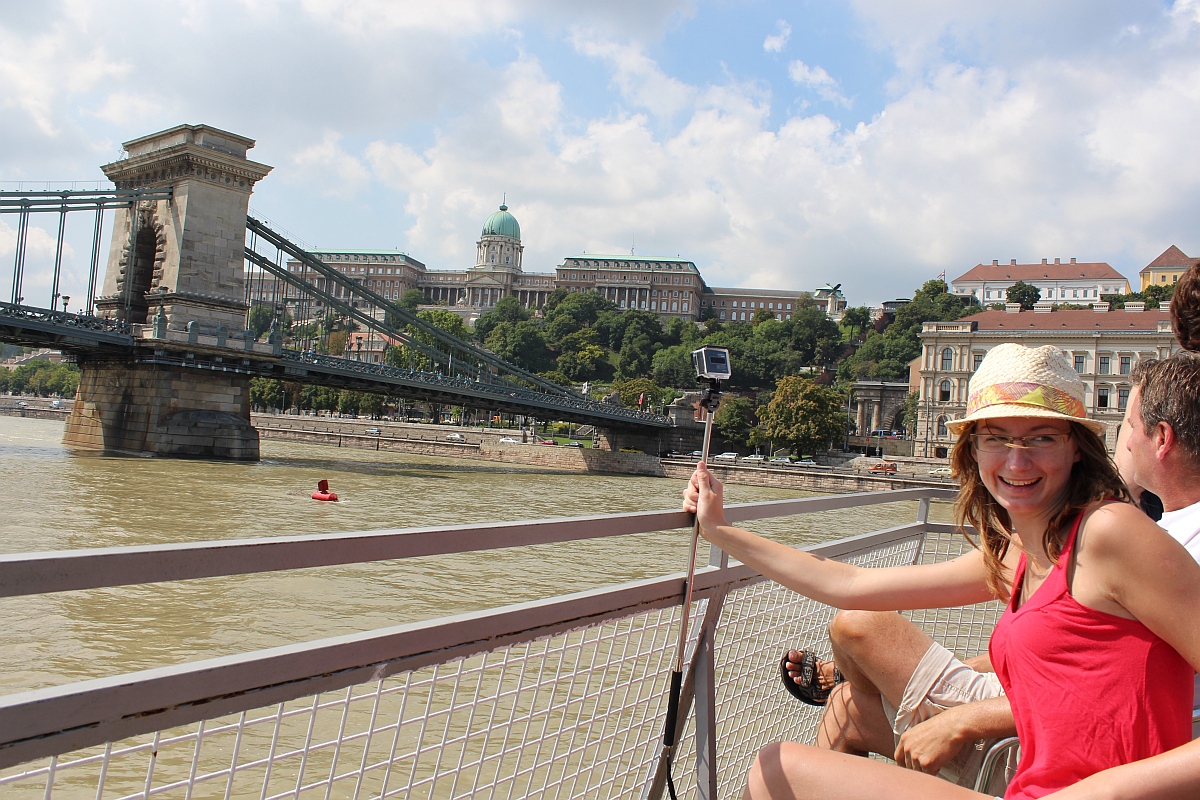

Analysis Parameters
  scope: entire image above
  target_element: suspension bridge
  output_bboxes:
[1,125,672,459]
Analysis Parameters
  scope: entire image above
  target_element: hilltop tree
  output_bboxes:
[759,376,845,456]
[1006,281,1041,310]
[400,289,424,310]
[840,306,871,340]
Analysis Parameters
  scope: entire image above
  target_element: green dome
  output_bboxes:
[482,204,520,240]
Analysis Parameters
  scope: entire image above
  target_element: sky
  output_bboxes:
[3,0,1200,306]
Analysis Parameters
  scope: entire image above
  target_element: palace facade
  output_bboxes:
[258,203,839,328]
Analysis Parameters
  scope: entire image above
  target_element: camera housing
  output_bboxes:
[692,346,732,381]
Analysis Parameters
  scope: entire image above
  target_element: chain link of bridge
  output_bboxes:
[0,124,672,460]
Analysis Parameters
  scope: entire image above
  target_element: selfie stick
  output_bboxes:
[659,347,727,800]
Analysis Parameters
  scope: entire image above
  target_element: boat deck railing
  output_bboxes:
[0,487,1003,799]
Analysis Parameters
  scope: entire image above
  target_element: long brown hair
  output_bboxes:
[950,420,1130,599]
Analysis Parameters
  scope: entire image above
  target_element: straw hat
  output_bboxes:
[945,343,1105,436]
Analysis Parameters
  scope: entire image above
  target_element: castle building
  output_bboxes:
[260,202,834,328]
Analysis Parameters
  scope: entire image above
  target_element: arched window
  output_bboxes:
[936,416,948,437]
[940,347,954,371]
[939,380,951,402]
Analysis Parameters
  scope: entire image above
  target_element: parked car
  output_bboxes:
[929,466,953,477]
[498,436,520,443]
[688,451,704,458]
[364,427,381,436]
[445,432,466,442]
[794,459,818,466]
[769,456,792,464]
[15,400,28,408]
[50,399,65,409]
[741,454,765,464]
[868,462,897,473]
[713,452,739,462]
[565,441,584,448]
[537,439,557,446]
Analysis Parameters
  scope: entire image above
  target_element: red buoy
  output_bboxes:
[311,479,339,502]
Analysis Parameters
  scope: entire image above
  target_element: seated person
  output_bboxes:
[685,342,1200,799]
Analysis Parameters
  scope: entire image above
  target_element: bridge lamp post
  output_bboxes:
[62,296,70,314]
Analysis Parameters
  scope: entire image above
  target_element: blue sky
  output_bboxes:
[3,0,1199,306]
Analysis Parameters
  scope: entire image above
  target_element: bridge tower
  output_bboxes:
[63,125,273,460]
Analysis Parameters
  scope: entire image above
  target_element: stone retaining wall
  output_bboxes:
[660,461,949,492]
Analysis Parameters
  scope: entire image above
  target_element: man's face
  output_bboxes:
[1123,387,1161,496]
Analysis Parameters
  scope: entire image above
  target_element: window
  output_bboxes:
[939,380,951,402]
[786,303,792,310]
[650,301,657,310]
[1074,354,1085,373]
[721,300,726,307]
[1120,356,1131,375]
[936,416,949,437]
[1119,388,1130,410]
[1097,388,1109,409]
[682,302,689,312]
[973,353,984,371]
[720,311,726,320]
[1099,356,1110,375]
[940,348,953,371]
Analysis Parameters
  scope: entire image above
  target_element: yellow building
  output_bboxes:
[1139,245,1198,290]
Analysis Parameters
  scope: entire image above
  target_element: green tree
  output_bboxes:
[652,345,698,389]
[751,307,776,325]
[473,296,530,342]
[714,395,756,448]
[400,289,424,310]
[899,391,920,438]
[249,378,286,410]
[485,320,551,372]
[840,306,871,340]
[557,344,607,381]
[612,377,664,409]
[1006,281,1041,310]
[617,333,656,379]
[759,376,845,456]
[337,390,362,416]
[359,392,385,418]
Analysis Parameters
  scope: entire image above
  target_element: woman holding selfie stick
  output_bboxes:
[683,343,1200,799]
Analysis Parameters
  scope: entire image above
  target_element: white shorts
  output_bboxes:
[879,640,1007,787]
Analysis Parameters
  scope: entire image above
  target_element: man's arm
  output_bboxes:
[894,697,1015,775]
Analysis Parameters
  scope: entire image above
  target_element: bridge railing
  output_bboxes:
[0,488,997,800]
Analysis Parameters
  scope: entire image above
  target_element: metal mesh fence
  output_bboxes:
[1,527,1002,800]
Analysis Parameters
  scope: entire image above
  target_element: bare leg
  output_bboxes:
[827,610,936,706]
[745,742,990,800]
[805,610,939,759]
[815,681,894,756]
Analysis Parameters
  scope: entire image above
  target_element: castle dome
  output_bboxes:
[482,203,520,240]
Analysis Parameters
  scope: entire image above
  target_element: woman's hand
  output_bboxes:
[682,463,728,535]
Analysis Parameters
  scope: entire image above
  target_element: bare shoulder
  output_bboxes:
[1077,500,1173,562]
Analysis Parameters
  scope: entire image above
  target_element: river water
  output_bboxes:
[0,416,939,697]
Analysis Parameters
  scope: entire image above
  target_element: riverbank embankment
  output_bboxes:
[0,403,954,491]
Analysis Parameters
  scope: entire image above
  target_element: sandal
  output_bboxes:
[779,649,845,706]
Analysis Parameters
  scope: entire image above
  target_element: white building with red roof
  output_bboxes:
[915,304,1176,458]
[949,258,1130,305]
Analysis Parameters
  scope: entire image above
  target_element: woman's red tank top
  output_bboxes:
[989,511,1192,799]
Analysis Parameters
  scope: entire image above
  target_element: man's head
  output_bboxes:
[1126,353,1200,509]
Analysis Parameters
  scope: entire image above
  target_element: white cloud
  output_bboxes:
[289,134,372,199]
[5,0,1200,306]
[763,19,791,53]
[571,31,696,118]
[787,60,851,107]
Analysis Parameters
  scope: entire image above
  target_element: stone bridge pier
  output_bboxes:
[63,124,272,460]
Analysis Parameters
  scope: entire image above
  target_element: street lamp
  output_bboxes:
[62,296,70,314]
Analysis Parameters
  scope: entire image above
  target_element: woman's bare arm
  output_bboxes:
[683,464,995,610]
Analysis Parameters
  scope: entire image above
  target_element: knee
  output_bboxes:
[828,609,890,649]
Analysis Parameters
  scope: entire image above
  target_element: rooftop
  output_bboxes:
[705,286,805,298]
[961,307,1170,332]
[1140,245,1198,273]
[952,260,1127,284]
